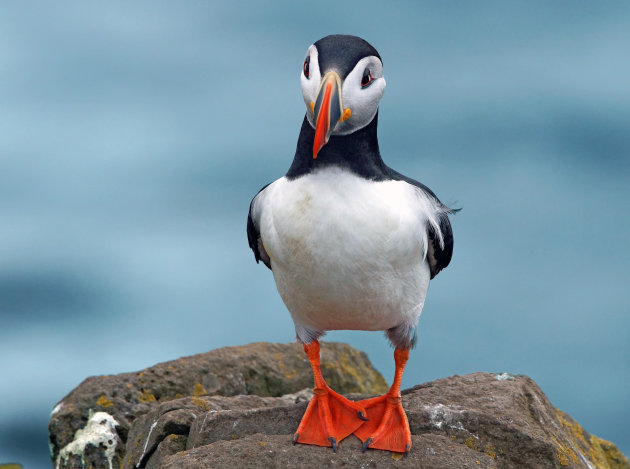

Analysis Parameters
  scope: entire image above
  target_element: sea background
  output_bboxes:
[1,2,629,467]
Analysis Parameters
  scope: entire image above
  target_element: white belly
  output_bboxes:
[254,167,433,333]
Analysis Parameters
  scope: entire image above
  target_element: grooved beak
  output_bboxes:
[312,72,343,159]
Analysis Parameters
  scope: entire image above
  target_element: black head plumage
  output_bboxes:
[313,35,381,79]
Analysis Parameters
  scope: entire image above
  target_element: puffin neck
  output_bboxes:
[285,113,389,181]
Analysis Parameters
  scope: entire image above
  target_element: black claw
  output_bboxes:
[330,436,337,452]
[357,411,369,421]
[293,433,299,445]
[362,437,373,453]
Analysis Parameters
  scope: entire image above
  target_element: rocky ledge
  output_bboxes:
[49,342,629,469]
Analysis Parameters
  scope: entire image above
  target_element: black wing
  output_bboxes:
[387,168,457,279]
[247,184,271,270]
[426,211,454,279]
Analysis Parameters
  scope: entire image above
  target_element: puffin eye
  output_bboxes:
[361,68,374,88]
[303,56,310,79]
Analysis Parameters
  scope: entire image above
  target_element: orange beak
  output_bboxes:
[312,72,344,159]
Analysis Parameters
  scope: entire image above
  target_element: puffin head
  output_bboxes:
[300,35,386,159]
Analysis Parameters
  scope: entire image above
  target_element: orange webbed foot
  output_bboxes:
[353,394,411,454]
[293,386,367,451]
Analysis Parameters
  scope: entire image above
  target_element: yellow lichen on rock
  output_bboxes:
[96,394,113,408]
[328,350,387,394]
[272,352,283,367]
[339,352,363,390]
[137,389,156,403]
[556,449,569,466]
[555,408,630,469]
[192,397,210,410]
[589,435,630,469]
[556,409,588,447]
[193,382,207,397]
[465,436,477,451]
[552,435,578,466]
[484,443,497,459]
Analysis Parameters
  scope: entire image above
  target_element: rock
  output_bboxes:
[135,372,630,469]
[53,411,121,469]
[161,433,496,468]
[49,343,629,469]
[401,373,629,468]
[49,341,387,468]
[123,394,310,469]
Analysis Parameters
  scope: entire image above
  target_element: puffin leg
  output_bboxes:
[353,347,412,453]
[293,340,368,451]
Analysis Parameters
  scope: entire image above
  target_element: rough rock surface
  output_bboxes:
[49,343,629,469]
[49,341,387,468]
[162,433,497,468]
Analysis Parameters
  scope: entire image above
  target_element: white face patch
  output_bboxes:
[300,45,385,136]
[300,44,321,127]
[336,55,385,135]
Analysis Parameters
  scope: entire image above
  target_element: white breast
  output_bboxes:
[253,167,436,333]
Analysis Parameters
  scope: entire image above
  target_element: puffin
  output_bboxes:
[247,34,455,454]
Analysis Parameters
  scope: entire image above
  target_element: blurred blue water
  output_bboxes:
[1,2,629,467]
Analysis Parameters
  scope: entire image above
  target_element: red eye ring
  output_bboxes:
[303,57,310,79]
[361,68,373,88]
